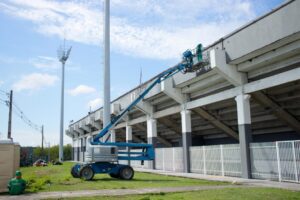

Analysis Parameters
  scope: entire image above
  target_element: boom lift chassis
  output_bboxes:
[71,44,209,180]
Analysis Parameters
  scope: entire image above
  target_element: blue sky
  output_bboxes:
[0,0,284,146]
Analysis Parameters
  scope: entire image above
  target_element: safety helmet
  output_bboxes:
[15,171,22,177]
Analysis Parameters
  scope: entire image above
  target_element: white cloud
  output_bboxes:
[29,56,59,70]
[68,85,96,96]
[0,80,4,86]
[87,98,103,110]
[0,0,257,60]
[13,73,58,92]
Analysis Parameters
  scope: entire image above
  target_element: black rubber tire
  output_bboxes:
[71,165,80,178]
[80,166,94,181]
[119,166,134,180]
[109,173,120,179]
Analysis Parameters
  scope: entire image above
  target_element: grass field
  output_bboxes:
[54,187,300,200]
[19,162,226,193]
[2,162,299,200]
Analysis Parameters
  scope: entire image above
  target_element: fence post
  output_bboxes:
[203,146,207,175]
[162,149,165,171]
[221,145,225,176]
[276,142,282,182]
[292,141,299,182]
[173,148,176,172]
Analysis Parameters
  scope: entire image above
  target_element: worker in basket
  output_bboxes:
[7,171,26,195]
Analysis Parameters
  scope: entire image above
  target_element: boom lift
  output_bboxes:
[71,44,209,180]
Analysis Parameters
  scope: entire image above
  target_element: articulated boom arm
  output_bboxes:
[91,44,206,161]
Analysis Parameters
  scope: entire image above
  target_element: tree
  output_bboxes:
[63,144,72,161]
[32,144,72,162]
[33,147,43,158]
[49,145,59,161]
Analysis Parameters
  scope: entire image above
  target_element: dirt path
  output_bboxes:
[0,185,248,200]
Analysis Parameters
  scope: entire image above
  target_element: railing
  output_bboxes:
[155,147,184,172]
[131,140,300,183]
[250,140,300,182]
[190,144,241,177]
[73,140,300,183]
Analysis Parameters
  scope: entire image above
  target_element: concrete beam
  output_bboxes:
[74,124,84,135]
[94,110,103,122]
[93,121,101,130]
[131,124,147,143]
[182,74,224,94]
[79,120,92,133]
[158,117,181,136]
[136,100,153,116]
[132,135,145,143]
[154,105,181,119]
[88,67,300,133]
[156,136,172,147]
[187,67,300,110]
[252,91,300,134]
[134,123,172,147]
[193,107,239,140]
[210,48,247,86]
[161,77,186,104]
[238,39,300,72]
[111,103,121,115]
[131,93,153,115]
[134,123,147,132]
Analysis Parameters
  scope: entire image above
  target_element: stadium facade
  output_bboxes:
[66,0,300,182]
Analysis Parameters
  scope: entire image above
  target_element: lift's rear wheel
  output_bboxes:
[71,165,80,178]
[80,166,94,181]
[119,166,134,180]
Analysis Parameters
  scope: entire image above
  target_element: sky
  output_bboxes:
[0,0,285,147]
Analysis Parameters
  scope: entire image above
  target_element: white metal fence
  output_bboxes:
[250,140,300,182]
[154,147,184,172]
[189,144,241,177]
[130,140,300,183]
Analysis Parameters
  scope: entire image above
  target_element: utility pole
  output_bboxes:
[103,0,111,132]
[57,40,72,162]
[47,142,50,162]
[41,125,44,150]
[7,90,13,140]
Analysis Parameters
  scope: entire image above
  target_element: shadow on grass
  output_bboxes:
[89,178,177,182]
[0,192,9,196]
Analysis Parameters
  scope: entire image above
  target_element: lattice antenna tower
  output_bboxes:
[57,39,72,64]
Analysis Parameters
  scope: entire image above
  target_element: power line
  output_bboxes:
[0,99,8,106]
[0,89,8,93]
[1,90,44,145]
[0,90,9,98]
[1,96,42,132]
[12,102,42,132]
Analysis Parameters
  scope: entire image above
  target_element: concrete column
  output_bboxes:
[110,129,116,142]
[235,94,252,179]
[126,124,132,165]
[147,117,157,169]
[181,109,192,173]
[77,137,80,162]
[72,138,75,161]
